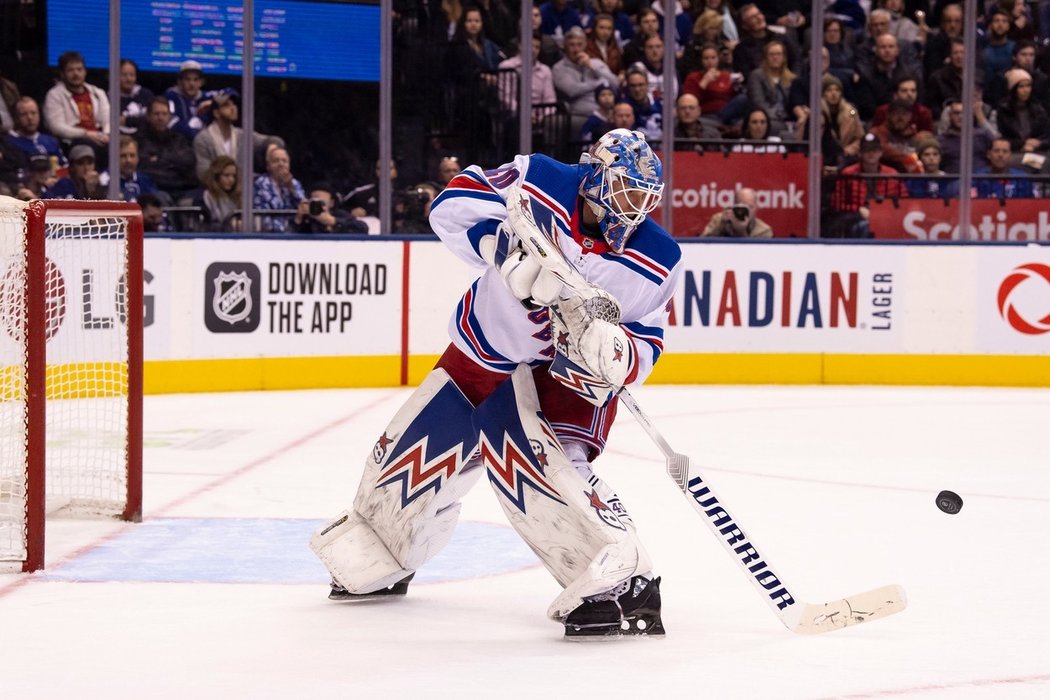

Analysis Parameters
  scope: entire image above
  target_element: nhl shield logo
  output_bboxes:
[213,271,253,324]
[204,262,261,332]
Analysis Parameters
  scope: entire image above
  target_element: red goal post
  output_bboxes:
[0,198,143,573]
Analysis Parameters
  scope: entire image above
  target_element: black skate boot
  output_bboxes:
[328,573,415,601]
[563,576,665,640]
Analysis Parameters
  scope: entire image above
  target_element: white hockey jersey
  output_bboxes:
[429,153,682,388]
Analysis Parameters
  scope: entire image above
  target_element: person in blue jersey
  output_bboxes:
[311,130,682,640]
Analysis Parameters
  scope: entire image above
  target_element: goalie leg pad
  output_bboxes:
[309,510,414,595]
[472,365,652,620]
[311,368,481,593]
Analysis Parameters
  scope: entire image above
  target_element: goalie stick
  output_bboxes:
[504,186,907,635]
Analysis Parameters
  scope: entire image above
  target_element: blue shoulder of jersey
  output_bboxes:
[521,154,587,223]
[602,219,681,287]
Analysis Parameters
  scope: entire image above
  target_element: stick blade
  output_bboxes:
[788,584,908,635]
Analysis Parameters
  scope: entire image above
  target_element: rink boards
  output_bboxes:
[137,237,1050,392]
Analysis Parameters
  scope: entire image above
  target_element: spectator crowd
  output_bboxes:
[4,0,1050,237]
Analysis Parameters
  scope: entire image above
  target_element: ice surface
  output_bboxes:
[2,384,1048,699]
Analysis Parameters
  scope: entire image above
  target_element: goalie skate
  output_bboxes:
[563,576,665,640]
[328,573,415,601]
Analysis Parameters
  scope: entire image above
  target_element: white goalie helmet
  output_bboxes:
[579,128,664,253]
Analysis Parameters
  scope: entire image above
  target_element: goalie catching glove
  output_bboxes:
[549,289,635,407]
[478,221,563,308]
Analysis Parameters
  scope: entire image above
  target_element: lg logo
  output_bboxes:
[997,263,1050,335]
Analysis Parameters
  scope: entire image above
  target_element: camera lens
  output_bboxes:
[732,206,750,220]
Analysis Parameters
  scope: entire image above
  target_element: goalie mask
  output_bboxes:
[579,129,664,254]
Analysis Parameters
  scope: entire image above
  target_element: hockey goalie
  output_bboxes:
[310,129,683,639]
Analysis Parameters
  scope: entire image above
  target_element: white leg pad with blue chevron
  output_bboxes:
[310,368,482,594]
[473,365,652,621]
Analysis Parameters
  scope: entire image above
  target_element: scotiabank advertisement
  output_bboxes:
[869,199,1050,241]
[657,151,808,238]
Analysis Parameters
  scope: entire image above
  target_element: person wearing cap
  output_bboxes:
[819,74,863,157]
[5,96,68,170]
[700,187,773,238]
[164,59,218,139]
[100,135,158,203]
[905,136,959,198]
[192,90,284,182]
[992,67,1050,162]
[43,143,104,200]
[42,51,110,155]
[13,154,56,200]
[579,84,618,144]
[869,97,932,173]
[826,132,907,238]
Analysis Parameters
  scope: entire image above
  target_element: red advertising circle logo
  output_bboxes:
[997,263,1050,335]
[0,257,67,343]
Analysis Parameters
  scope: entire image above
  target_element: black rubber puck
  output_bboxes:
[936,490,963,515]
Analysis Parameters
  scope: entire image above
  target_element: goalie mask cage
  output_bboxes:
[0,198,143,573]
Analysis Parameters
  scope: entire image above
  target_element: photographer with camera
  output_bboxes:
[700,186,773,238]
[295,183,368,234]
[392,182,439,235]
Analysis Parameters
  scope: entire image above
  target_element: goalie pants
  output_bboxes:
[436,344,618,460]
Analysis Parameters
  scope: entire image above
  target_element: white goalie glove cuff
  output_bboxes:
[480,223,563,307]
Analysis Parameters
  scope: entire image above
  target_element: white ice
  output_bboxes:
[2,383,1049,699]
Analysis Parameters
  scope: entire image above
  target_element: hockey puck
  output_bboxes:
[936,490,963,515]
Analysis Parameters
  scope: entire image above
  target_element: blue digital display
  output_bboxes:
[48,0,380,82]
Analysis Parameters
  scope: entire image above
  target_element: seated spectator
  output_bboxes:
[923,3,964,78]
[679,10,727,77]
[437,156,462,189]
[702,0,740,44]
[823,19,857,79]
[193,91,284,182]
[497,33,557,119]
[165,60,218,139]
[856,9,921,69]
[12,155,56,200]
[193,155,241,232]
[701,187,773,238]
[906,136,959,198]
[539,0,583,46]
[936,97,999,173]
[254,146,305,232]
[746,39,795,137]
[531,6,563,67]
[630,33,678,102]
[650,0,693,55]
[622,8,660,68]
[580,85,618,144]
[673,93,721,148]
[869,98,931,173]
[787,46,831,128]
[871,77,934,135]
[43,144,105,200]
[854,34,920,120]
[993,68,1050,166]
[118,59,154,136]
[924,38,984,120]
[552,26,618,134]
[100,135,158,203]
[795,75,863,161]
[586,13,623,76]
[682,43,740,120]
[584,0,633,48]
[43,51,110,159]
[879,0,927,46]
[986,39,1045,107]
[345,159,399,219]
[137,192,170,232]
[619,67,662,140]
[1004,0,1036,41]
[5,97,68,171]
[825,132,907,238]
[448,7,505,83]
[137,97,199,202]
[974,137,1034,198]
[982,9,1015,79]
[295,183,368,234]
[732,107,785,153]
[733,4,801,78]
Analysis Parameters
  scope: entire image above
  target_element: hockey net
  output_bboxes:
[0,197,143,573]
